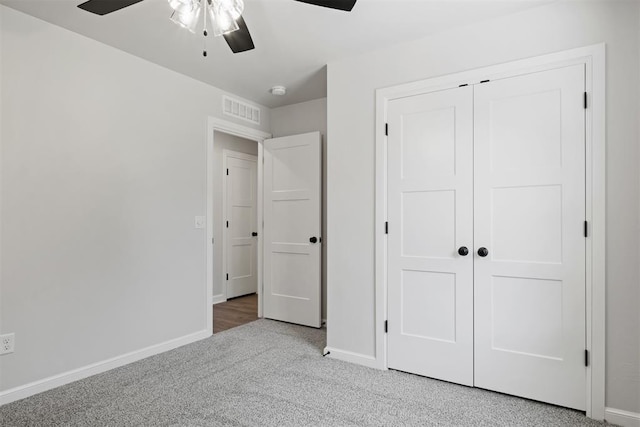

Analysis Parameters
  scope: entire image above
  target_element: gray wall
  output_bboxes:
[270,98,327,320]
[211,131,258,301]
[0,6,269,392]
[326,0,640,413]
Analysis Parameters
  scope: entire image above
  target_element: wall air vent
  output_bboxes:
[222,95,261,125]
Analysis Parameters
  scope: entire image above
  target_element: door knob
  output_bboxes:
[309,237,318,244]
[477,247,489,257]
[252,232,258,237]
[458,246,469,256]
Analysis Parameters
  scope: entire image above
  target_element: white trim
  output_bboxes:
[374,80,389,372]
[605,408,640,427]
[374,44,606,419]
[323,347,380,369]
[209,117,271,141]
[0,329,210,406]
[222,150,228,301]
[223,150,260,162]
[211,294,226,305]
[257,142,264,318]
[585,44,606,421]
[207,117,271,333]
[222,149,258,301]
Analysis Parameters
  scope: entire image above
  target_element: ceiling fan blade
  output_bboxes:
[78,0,144,15]
[223,16,255,54]
[294,0,357,12]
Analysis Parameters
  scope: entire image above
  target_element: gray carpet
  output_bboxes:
[1,319,610,426]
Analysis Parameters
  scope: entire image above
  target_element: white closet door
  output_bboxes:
[474,64,586,409]
[387,86,474,385]
[226,154,258,299]
[263,132,322,328]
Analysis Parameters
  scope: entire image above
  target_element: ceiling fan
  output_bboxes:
[77,0,358,54]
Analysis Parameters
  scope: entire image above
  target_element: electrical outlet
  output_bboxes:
[0,333,15,355]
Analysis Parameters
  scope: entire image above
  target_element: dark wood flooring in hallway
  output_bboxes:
[213,293,258,333]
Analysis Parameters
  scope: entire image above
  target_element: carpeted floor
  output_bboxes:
[1,319,610,426]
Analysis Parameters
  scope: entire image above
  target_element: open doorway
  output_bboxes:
[206,118,324,334]
[210,129,261,334]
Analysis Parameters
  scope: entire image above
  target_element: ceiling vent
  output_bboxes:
[222,95,261,125]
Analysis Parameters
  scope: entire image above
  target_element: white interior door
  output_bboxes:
[225,152,258,299]
[387,86,474,385]
[474,64,586,409]
[263,132,322,328]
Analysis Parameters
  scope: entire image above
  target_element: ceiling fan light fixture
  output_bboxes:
[218,0,244,20]
[170,4,201,33]
[209,4,240,36]
[80,0,356,56]
[168,0,198,14]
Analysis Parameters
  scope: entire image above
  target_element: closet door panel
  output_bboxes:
[387,86,474,386]
[473,64,586,410]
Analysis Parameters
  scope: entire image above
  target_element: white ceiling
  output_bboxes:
[1,0,550,108]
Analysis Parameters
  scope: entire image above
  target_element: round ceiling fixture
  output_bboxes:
[271,86,287,96]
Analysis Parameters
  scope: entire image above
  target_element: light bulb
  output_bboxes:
[208,2,239,36]
[168,0,198,14]
[170,4,201,33]
[218,0,243,20]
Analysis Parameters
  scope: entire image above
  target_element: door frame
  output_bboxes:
[206,117,272,334]
[374,44,606,419]
[222,149,258,301]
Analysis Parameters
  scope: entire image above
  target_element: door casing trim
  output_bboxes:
[374,44,606,419]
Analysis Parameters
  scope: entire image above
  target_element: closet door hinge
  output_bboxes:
[585,349,589,367]
[584,92,588,109]
[385,222,389,234]
[584,221,588,238]
[384,320,388,333]
[385,123,389,136]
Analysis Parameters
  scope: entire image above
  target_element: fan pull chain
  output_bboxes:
[203,29,208,57]
[202,0,208,58]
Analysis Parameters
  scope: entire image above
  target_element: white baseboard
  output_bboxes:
[605,408,640,427]
[323,346,383,370]
[211,294,226,305]
[0,329,211,406]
